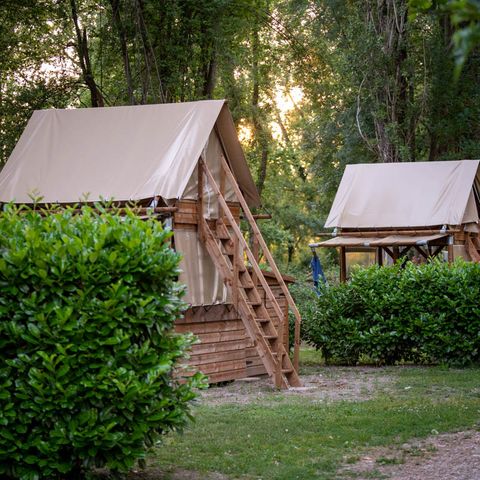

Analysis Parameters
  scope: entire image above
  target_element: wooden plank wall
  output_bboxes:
[175,305,248,383]
[175,281,290,383]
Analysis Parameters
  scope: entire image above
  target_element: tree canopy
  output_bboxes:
[1,0,479,268]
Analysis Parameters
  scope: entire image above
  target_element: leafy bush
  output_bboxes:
[0,205,203,480]
[288,281,317,351]
[302,260,480,366]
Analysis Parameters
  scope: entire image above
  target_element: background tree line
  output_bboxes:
[1,0,479,269]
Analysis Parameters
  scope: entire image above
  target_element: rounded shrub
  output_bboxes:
[302,260,480,366]
[0,205,202,479]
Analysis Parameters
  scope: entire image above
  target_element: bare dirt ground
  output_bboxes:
[339,430,480,480]
[200,366,394,405]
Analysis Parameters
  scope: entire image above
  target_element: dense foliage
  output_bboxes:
[302,261,480,366]
[0,206,202,480]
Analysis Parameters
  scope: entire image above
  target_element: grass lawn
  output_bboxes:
[151,350,480,480]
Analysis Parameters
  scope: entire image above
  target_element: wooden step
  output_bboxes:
[216,222,231,240]
[264,334,278,340]
[256,318,269,324]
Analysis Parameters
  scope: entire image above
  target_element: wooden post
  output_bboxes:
[197,161,204,242]
[252,235,259,286]
[275,316,284,389]
[284,297,289,351]
[448,235,454,263]
[339,246,347,282]
[377,247,383,266]
[392,246,400,262]
[219,157,226,222]
[232,236,239,308]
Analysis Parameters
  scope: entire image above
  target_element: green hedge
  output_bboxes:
[0,205,203,480]
[302,261,480,366]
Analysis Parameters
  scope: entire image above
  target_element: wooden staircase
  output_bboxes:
[466,234,480,262]
[197,158,302,388]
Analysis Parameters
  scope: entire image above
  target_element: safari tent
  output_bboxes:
[0,100,301,388]
[314,160,480,281]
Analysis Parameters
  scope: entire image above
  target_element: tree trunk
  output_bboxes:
[367,0,410,162]
[251,26,270,197]
[70,0,104,107]
[109,0,136,105]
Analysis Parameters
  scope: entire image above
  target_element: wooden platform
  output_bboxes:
[174,270,293,384]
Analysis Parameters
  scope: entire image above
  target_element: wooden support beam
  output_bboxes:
[334,228,461,237]
[413,245,428,259]
[241,214,272,220]
[383,246,395,259]
[430,245,445,258]
[448,236,454,263]
[252,235,260,287]
[399,246,412,258]
[339,246,347,282]
[377,247,383,266]
[198,160,204,243]
[25,206,178,216]
[233,236,239,308]
[275,316,284,389]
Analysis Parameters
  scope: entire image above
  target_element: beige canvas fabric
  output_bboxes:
[0,100,260,206]
[317,233,448,248]
[174,229,229,306]
[325,160,480,228]
[183,129,236,218]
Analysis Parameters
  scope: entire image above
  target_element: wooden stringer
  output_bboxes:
[197,158,301,389]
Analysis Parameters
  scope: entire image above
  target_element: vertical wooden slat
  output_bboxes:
[275,318,284,388]
[252,235,260,286]
[233,236,239,308]
[197,161,204,242]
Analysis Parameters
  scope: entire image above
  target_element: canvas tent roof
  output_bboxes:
[325,160,480,229]
[313,233,448,248]
[0,100,260,206]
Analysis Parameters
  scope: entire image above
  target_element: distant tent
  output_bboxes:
[314,160,480,280]
[0,100,301,388]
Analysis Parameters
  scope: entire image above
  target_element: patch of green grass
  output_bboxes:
[153,367,480,480]
[299,345,324,374]
[376,456,403,465]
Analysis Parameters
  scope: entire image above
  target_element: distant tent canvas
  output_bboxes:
[325,160,480,229]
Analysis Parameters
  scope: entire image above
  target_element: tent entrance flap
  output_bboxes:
[316,233,449,248]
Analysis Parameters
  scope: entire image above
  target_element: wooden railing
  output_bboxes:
[217,156,302,371]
